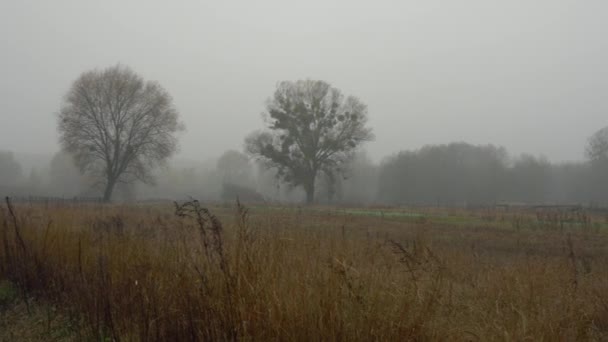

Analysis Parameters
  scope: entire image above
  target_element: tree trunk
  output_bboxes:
[103,179,116,202]
[305,186,314,204]
[304,176,315,205]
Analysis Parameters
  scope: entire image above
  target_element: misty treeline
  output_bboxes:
[378,143,606,206]
[1,140,608,206]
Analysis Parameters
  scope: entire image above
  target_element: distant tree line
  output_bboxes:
[4,138,608,207]
[377,142,608,206]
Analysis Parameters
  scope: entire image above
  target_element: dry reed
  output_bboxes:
[1,198,608,340]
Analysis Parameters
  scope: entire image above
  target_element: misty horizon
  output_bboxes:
[2,1,608,165]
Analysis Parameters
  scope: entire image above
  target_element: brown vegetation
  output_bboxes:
[1,198,608,340]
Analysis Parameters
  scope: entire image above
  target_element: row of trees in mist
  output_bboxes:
[377,143,608,206]
[3,139,608,206]
[2,63,608,206]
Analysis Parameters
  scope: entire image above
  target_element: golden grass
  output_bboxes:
[1,199,608,341]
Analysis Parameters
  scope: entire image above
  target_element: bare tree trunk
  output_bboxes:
[103,179,116,202]
[304,175,315,205]
[305,186,314,205]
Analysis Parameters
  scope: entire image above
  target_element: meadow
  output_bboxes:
[1,198,608,341]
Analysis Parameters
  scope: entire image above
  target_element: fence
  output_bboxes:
[6,196,104,206]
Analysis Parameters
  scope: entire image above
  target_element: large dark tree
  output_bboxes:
[57,65,183,202]
[245,80,373,204]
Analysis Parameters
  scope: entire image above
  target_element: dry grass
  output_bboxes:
[1,198,608,341]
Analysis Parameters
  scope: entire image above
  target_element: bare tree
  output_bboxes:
[57,65,183,202]
[245,80,373,204]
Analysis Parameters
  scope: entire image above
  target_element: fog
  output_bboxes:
[2,1,608,204]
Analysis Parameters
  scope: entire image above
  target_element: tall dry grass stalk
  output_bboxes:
[1,197,608,340]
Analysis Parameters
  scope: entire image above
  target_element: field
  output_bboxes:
[1,199,608,341]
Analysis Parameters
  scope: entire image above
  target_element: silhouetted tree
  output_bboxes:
[245,80,373,204]
[57,65,183,201]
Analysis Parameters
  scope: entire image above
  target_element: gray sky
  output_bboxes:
[1,0,607,163]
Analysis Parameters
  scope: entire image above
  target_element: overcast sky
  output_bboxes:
[1,0,607,164]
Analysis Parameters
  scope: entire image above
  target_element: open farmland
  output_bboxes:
[1,200,608,341]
